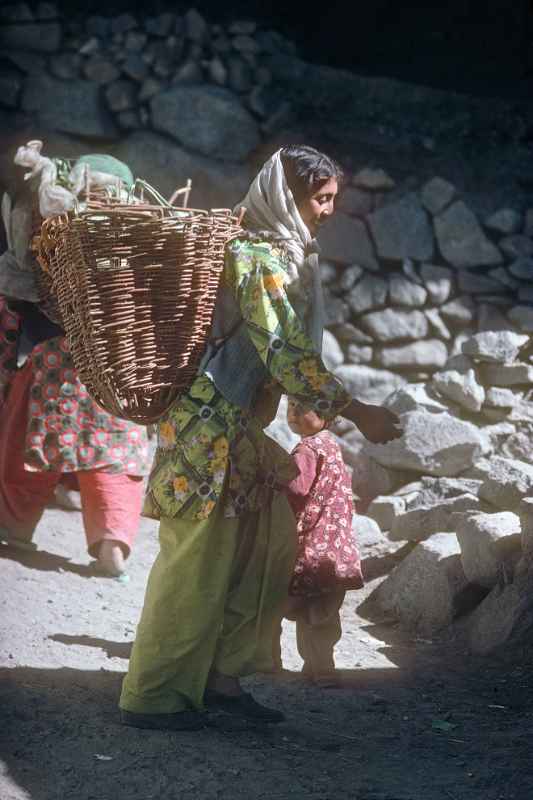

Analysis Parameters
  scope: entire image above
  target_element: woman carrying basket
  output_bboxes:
[0,151,151,577]
[120,145,402,730]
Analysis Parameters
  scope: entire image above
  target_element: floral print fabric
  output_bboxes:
[287,430,363,597]
[145,238,351,521]
[24,336,150,475]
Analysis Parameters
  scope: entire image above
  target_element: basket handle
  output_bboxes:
[168,179,192,208]
[128,179,174,208]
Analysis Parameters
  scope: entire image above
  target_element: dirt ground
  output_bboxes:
[1,502,533,800]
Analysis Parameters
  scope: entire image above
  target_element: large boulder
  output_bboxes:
[366,494,406,531]
[507,306,533,333]
[348,452,407,510]
[478,457,533,511]
[457,270,503,294]
[388,275,427,307]
[0,19,61,52]
[151,85,260,161]
[434,201,503,269]
[509,257,533,280]
[425,309,451,340]
[455,512,522,588]
[419,263,454,305]
[440,296,475,323]
[366,410,484,477]
[318,215,378,269]
[462,331,530,364]
[368,193,434,261]
[432,362,486,413]
[389,493,481,542]
[367,193,434,262]
[384,383,448,415]
[364,533,469,636]
[478,362,533,387]
[377,340,448,370]
[502,428,533,464]
[420,177,456,216]
[334,364,405,404]
[467,573,533,654]
[22,74,118,138]
[113,132,253,209]
[354,514,394,560]
[404,476,483,510]
[346,274,387,314]
[355,513,409,579]
[485,208,522,235]
[360,309,429,342]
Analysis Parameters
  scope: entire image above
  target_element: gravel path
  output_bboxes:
[1,504,532,800]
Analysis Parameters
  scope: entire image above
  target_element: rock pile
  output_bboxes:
[1,2,532,198]
[356,330,533,654]
[1,3,296,153]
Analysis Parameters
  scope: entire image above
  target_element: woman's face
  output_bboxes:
[297,176,338,237]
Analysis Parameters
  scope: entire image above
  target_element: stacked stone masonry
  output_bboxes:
[2,2,533,657]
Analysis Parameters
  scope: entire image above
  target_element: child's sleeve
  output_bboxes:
[286,443,318,498]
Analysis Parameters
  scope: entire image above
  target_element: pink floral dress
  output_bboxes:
[287,430,364,597]
[24,336,150,474]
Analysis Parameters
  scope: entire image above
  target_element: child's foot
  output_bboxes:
[96,540,126,577]
[301,664,340,688]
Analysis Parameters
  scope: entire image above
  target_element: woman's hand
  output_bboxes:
[343,399,403,444]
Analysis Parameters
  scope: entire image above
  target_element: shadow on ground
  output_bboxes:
[1,655,532,800]
[0,544,92,577]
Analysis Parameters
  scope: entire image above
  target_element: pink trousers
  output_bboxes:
[0,365,143,558]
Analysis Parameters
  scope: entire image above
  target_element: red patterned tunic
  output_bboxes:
[24,336,150,475]
[287,430,364,597]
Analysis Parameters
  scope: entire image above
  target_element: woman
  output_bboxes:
[0,151,150,576]
[119,145,401,730]
[0,307,150,575]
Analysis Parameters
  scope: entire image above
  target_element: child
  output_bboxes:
[276,397,364,686]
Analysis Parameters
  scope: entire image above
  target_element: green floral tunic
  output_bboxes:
[145,238,351,521]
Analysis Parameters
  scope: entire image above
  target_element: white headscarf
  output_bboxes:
[234,149,325,351]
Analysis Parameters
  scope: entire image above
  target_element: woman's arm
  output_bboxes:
[230,242,402,443]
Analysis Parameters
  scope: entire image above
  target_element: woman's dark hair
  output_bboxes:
[280,145,344,204]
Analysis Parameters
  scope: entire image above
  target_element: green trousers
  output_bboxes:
[120,493,296,713]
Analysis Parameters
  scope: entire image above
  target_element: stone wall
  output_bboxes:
[3,3,533,656]
[2,2,533,199]
[1,4,297,154]
[353,330,533,655]
[318,169,533,405]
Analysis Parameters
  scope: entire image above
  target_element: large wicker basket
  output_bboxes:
[40,203,241,424]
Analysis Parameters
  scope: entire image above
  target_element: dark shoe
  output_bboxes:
[0,528,37,552]
[120,709,206,731]
[204,690,285,723]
